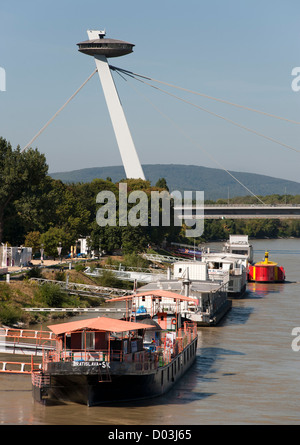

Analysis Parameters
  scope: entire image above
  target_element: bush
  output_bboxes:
[0,305,23,326]
[74,263,86,272]
[54,271,66,281]
[96,270,120,288]
[34,283,66,307]
[123,253,149,269]
[0,283,12,301]
[26,267,43,279]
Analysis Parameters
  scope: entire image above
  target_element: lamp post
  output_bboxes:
[40,244,44,265]
[57,242,62,263]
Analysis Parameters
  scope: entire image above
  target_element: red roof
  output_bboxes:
[47,317,155,336]
[108,289,197,303]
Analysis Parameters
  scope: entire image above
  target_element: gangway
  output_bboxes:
[24,307,127,314]
[142,253,194,263]
[85,266,167,283]
[30,278,134,298]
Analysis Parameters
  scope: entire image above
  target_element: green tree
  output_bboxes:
[40,227,74,258]
[155,178,169,191]
[0,137,48,243]
[24,231,41,254]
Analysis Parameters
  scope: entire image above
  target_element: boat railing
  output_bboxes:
[43,323,197,371]
[31,370,51,388]
[0,327,55,345]
[46,349,111,363]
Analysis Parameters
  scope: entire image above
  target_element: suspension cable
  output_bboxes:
[112,66,300,155]
[21,69,98,152]
[116,70,265,204]
[110,65,300,125]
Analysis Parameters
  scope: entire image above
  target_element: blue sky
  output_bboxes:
[1,0,300,184]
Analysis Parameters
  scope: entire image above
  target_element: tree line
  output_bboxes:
[1,136,300,257]
[0,137,180,256]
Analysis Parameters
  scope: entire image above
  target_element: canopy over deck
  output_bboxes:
[48,317,155,336]
[108,289,197,303]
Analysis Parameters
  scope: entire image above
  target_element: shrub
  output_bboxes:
[97,270,120,288]
[74,263,86,272]
[34,283,66,307]
[26,267,43,279]
[0,305,23,326]
[54,271,66,281]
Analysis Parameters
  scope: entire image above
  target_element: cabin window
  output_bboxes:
[82,331,95,350]
[66,334,71,349]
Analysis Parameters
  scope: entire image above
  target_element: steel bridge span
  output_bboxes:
[175,205,300,220]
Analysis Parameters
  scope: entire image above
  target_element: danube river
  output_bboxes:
[0,238,300,425]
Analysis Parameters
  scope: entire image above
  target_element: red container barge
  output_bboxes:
[248,251,285,283]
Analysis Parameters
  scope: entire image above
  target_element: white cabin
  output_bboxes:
[223,235,253,263]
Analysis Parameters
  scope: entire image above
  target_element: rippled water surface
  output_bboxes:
[1,239,300,425]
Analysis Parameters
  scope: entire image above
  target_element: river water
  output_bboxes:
[0,238,300,425]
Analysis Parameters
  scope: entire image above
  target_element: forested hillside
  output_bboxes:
[51,164,300,200]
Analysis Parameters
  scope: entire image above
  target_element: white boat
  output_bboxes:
[172,253,247,298]
[223,235,253,263]
[200,253,248,297]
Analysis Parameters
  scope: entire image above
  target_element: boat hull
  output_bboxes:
[32,338,198,406]
[189,299,232,326]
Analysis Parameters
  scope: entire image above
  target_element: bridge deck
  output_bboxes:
[175,205,300,219]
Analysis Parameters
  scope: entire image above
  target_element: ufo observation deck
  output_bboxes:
[77,38,134,58]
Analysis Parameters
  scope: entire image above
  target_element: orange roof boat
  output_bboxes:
[32,312,198,406]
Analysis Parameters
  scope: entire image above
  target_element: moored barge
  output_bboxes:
[32,316,197,406]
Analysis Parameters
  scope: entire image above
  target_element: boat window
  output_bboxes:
[66,334,71,349]
[82,331,95,350]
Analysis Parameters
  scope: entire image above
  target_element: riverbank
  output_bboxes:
[1,238,299,424]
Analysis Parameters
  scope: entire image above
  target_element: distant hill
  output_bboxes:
[50,164,300,200]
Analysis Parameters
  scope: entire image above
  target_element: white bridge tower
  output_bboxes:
[77,30,145,180]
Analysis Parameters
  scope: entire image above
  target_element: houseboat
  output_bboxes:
[32,314,197,406]
[125,281,231,327]
[223,234,253,263]
[248,251,285,283]
[199,253,248,297]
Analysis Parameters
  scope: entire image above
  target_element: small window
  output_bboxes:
[82,331,95,350]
